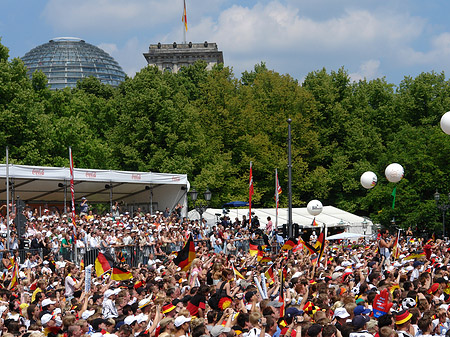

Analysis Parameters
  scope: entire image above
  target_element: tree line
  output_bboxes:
[1,39,450,234]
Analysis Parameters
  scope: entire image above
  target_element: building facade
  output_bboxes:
[143,41,224,73]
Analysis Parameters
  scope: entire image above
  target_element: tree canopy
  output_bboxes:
[1,39,450,233]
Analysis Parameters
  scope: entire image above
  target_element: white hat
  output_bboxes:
[41,313,54,325]
[334,266,345,272]
[42,298,56,307]
[333,307,350,319]
[342,261,353,267]
[138,297,152,309]
[104,288,121,298]
[174,316,191,328]
[81,309,95,320]
[124,315,137,325]
[137,313,149,324]
[292,271,302,278]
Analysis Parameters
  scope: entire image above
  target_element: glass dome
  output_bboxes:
[21,37,126,90]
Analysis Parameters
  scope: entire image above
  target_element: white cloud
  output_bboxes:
[349,60,381,82]
[98,38,148,77]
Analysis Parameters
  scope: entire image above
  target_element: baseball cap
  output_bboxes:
[41,314,54,325]
[286,307,303,318]
[211,325,231,337]
[352,315,370,328]
[174,316,191,328]
[41,298,56,307]
[333,307,350,319]
[354,305,371,315]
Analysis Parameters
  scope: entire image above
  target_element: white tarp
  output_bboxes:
[0,164,189,216]
[188,206,373,235]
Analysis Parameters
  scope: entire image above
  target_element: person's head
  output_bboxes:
[322,325,337,337]
[67,324,83,337]
[394,310,412,330]
[379,326,396,337]
[417,317,432,334]
[249,312,262,327]
[307,324,323,337]
[118,324,133,337]
[174,316,191,333]
[211,325,232,337]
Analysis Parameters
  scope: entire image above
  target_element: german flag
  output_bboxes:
[314,228,326,266]
[300,233,318,256]
[403,251,426,261]
[281,237,297,251]
[279,266,286,317]
[111,266,133,281]
[116,250,126,263]
[8,259,19,290]
[173,234,196,271]
[265,265,275,285]
[256,249,264,262]
[95,252,114,277]
[259,256,272,264]
[80,258,84,271]
[312,217,318,227]
[233,264,245,280]
[249,240,259,256]
[389,284,400,294]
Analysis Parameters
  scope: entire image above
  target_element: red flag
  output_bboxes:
[69,147,77,241]
[281,237,298,251]
[312,217,318,227]
[279,266,285,317]
[249,162,254,224]
[265,265,275,285]
[182,0,188,31]
[275,169,282,211]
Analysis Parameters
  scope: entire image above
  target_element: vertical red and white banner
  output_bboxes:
[249,161,254,225]
[69,147,77,238]
[275,168,282,227]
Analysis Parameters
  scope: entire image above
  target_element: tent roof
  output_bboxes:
[0,164,189,204]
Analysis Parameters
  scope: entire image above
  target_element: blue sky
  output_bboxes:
[2,0,450,85]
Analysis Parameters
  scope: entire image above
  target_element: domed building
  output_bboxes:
[21,37,126,90]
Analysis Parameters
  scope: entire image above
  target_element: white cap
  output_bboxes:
[333,307,350,319]
[174,316,191,328]
[124,315,137,325]
[137,313,149,324]
[42,298,56,307]
[81,309,95,320]
[41,313,54,325]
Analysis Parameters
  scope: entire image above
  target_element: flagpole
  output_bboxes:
[275,169,278,230]
[249,161,253,227]
[287,119,293,238]
[69,147,77,263]
[6,147,10,251]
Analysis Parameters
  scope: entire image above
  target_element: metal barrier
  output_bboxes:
[13,237,279,268]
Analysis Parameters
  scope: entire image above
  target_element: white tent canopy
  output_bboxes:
[188,206,373,235]
[0,164,189,216]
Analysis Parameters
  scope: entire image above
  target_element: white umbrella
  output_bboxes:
[326,232,364,240]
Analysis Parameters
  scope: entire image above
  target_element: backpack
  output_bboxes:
[208,281,227,310]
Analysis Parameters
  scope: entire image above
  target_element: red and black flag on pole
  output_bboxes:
[279,266,286,318]
[173,234,196,271]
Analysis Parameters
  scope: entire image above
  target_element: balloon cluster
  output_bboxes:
[360,163,404,189]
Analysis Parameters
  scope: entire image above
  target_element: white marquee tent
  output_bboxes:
[0,164,190,216]
[188,206,374,235]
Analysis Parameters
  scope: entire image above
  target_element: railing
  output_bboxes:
[10,237,281,268]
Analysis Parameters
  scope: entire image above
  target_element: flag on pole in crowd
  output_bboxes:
[312,218,318,227]
[8,258,19,290]
[300,235,317,256]
[314,226,326,266]
[265,265,275,285]
[275,168,282,211]
[391,230,401,260]
[95,252,114,277]
[281,237,298,251]
[111,266,133,281]
[69,147,77,240]
[182,0,188,31]
[173,234,196,271]
[279,266,286,317]
[403,251,425,261]
[249,161,254,224]
[391,186,397,209]
[233,264,245,280]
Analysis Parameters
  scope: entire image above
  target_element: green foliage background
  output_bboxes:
[1,39,450,233]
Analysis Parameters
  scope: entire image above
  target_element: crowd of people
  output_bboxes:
[0,202,448,337]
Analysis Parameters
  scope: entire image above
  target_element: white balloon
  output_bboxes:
[441,111,450,135]
[360,171,378,189]
[385,163,404,183]
[307,199,323,216]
